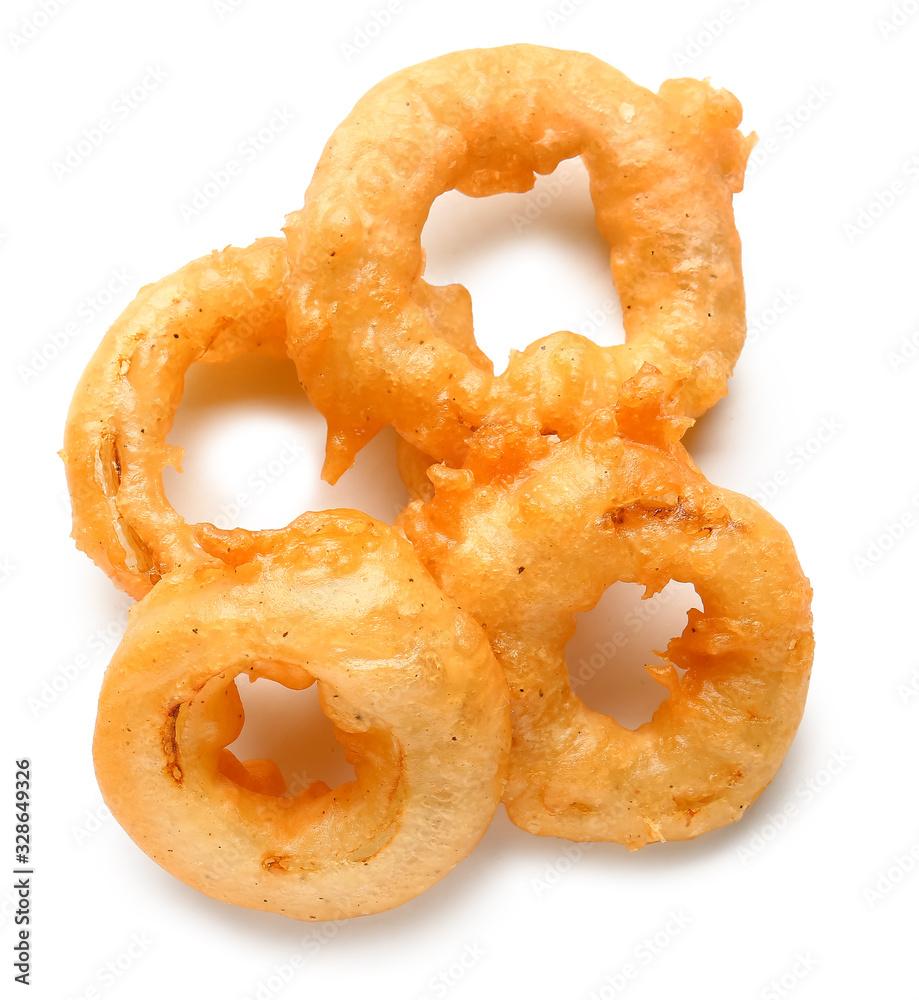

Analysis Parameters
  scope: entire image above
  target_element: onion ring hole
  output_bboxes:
[224,673,357,798]
[565,580,703,731]
[162,353,409,531]
[420,157,626,376]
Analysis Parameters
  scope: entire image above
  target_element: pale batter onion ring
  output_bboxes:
[93,512,511,919]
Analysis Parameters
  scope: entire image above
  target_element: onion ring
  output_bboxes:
[403,371,813,848]
[61,237,290,599]
[93,512,511,920]
[285,43,754,482]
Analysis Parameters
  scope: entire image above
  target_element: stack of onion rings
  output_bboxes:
[64,44,813,920]
[63,235,512,919]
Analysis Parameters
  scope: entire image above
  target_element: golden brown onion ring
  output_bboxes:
[61,237,290,599]
[403,373,813,848]
[286,43,754,481]
[93,512,511,920]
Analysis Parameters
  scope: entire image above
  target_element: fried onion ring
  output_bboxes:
[93,512,511,920]
[61,237,290,599]
[403,372,813,848]
[285,44,754,481]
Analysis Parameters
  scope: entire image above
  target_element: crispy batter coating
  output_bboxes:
[62,237,290,598]
[404,373,813,848]
[93,512,511,920]
[286,44,754,481]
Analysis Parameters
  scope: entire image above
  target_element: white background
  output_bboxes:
[3,0,918,997]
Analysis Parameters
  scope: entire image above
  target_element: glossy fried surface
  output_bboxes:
[286,44,754,481]
[93,512,511,920]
